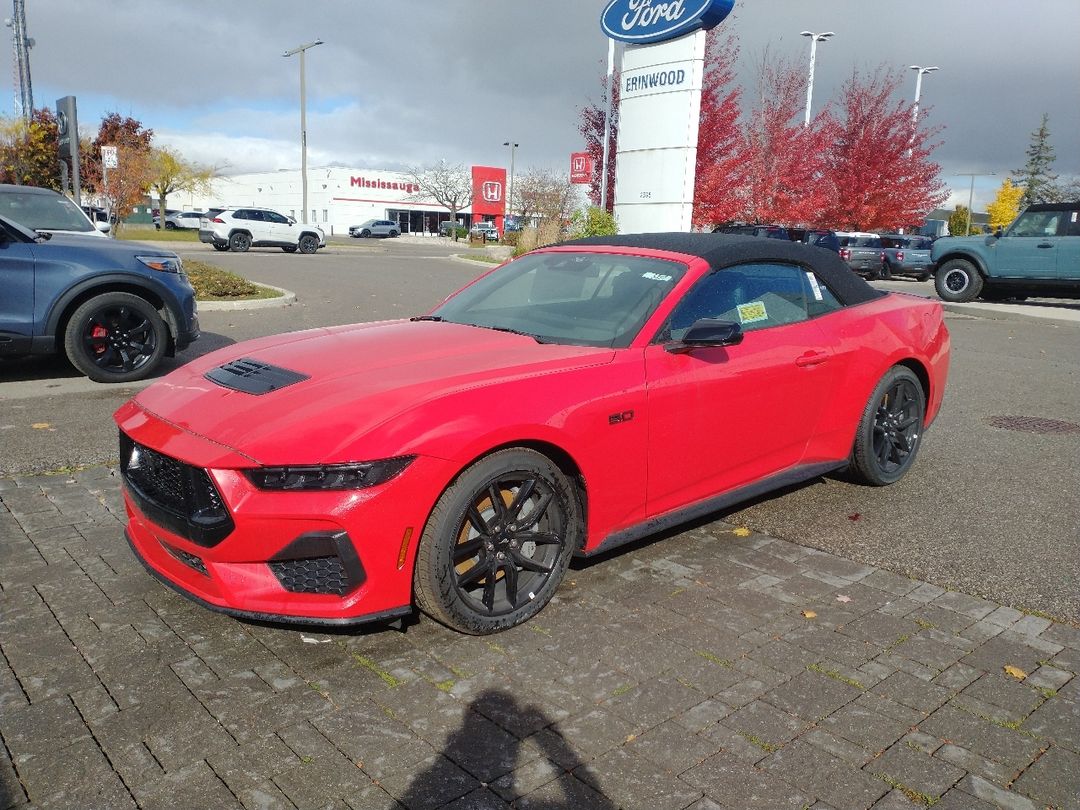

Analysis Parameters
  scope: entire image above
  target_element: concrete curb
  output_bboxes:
[940,300,1080,328]
[197,283,296,311]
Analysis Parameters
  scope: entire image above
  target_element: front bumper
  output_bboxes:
[115,413,454,625]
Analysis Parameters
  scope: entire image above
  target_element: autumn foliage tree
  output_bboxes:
[577,68,619,212]
[819,68,948,230]
[148,146,214,229]
[82,113,154,226]
[986,179,1025,230]
[691,32,743,227]
[0,109,62,189]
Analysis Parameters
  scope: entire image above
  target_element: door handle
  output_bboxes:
[795,351,829,367]
[1037,243,1054,249]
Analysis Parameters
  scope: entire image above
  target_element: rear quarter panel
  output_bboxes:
[802,293,949,464]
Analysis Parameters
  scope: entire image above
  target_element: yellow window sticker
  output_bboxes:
[737,300,768,323]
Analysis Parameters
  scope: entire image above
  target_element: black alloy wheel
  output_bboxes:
[389,230,400,238]
[850,366,925,486]
[63,292,168,383]
[282,245,298,253]
[212,243,230,252]
[414,449,580,634]
[298,234,319,254]
[360,229,371,237]
[229,232,252,252]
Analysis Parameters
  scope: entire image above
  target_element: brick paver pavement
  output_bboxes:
[2,468,1078,809]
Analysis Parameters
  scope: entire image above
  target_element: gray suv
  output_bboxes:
[350,219,400,238]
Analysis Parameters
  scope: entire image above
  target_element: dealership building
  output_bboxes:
[173,165,509,236]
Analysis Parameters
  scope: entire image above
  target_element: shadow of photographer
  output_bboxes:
[398,689,617,810]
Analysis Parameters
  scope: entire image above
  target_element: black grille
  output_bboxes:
[269,556,351,595]
[162,542,209,576]
[119,432,234,547]
[267,531,365,597]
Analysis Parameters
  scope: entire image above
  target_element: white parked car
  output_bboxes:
[469,222,500,241]
[199,207,325,253]
[0,184,108,237]
[165,211,204,230]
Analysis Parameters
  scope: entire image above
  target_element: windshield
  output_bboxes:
[432,251,687,348]
[0,191,95,233]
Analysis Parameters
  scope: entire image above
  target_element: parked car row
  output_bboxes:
[718,202,1080,301]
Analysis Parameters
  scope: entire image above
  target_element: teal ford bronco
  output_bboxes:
[931,202,1080,302]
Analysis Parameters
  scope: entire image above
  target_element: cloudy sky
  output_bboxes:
[12,0,1080,210]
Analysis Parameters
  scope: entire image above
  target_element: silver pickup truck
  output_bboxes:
[880,234,934,281]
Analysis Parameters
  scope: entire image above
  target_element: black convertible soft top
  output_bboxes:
[557,232,883,307]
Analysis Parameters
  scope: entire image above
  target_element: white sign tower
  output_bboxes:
[600,0,735,234]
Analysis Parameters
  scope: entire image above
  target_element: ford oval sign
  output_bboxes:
[601,0,735,44]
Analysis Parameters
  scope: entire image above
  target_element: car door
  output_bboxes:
[993,209,1063,278]
[643,262,841,518]
[264,210,294,244]
[0,226,36,352]
[1057,209,1080,280]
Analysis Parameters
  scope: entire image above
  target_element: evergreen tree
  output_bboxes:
[1011,114,1057,206]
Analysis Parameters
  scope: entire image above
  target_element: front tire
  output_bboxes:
[935,259,983,302]
[849,366,925,486]
[360,229,371,238]
[298,234,319,254]
[63,292,168,383]
[229,232,252,252]
[413,448,581,635]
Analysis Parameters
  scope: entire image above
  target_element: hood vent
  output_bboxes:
[205,358,310,395]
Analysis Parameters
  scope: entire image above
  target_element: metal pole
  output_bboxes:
[912,71,924,124]
[284,39,323,226]
[600,37,615,212]
[300,48,308,224]
[801,32,834,128]
[505,142,517,222]
[966,175,975,236]
[804,38,818,128]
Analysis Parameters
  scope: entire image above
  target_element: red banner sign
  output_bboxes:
[570,152,593,184]
[471,166,507,216]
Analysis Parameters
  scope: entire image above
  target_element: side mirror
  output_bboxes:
[994,227,1004,238]
[666,318,744,354]
[96,222,111,234]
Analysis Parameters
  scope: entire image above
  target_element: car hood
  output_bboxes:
[125,320,615,465]
[36,232,177,258]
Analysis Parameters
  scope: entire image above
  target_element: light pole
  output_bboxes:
[283,39,323,225]
[909,65,939,123]
[800,31,834,127]
[956,172,995,235]
[503,141,518,225]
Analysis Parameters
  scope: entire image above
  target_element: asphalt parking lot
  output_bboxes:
[2,237,1079,808]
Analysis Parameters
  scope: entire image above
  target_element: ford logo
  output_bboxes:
[601,0,735,44]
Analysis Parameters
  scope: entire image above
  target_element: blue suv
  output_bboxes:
[932,202,1080,302]
[0,214,199,382]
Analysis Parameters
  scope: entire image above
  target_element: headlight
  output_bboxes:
[244,456,416,491]
[136,255,183,274]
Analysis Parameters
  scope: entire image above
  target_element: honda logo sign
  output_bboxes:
[481,181,502,203]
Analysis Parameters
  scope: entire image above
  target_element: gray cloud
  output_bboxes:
[16,0,1079,209]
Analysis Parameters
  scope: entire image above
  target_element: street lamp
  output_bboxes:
[909,65,939,123]
[956,172,995,236]
[503,141,518,225]
[283,39,324,225]
[800,31,834,127]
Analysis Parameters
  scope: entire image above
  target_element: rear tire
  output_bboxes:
[389,230,400,238]
[935,259,982,302]
[849,366,925,486]
[413,448,580,634]
[228,232,252,252]
[212,243,229,252]
[282,245,298,253]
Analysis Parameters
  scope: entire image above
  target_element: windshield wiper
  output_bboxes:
[410,315,443,322]
[484,325,550,344]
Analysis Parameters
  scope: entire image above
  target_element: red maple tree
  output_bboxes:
[819,68,948,230]
[691,32,744,227]
[577,68,619,212]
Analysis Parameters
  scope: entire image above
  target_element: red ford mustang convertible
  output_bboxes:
[115,234,950,634]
